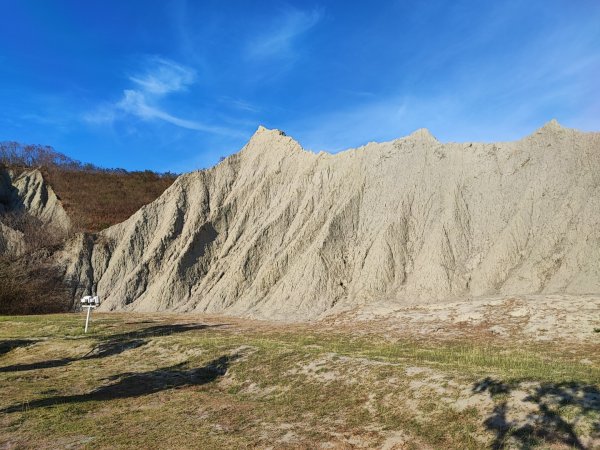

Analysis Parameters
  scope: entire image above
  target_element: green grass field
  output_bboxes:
[0,313,598,449]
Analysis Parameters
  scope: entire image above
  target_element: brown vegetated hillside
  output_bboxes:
[0,141,178,232]
[42,166,177,232]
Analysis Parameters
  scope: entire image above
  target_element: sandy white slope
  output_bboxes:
[0,168,70,255]
[61,121,600,320]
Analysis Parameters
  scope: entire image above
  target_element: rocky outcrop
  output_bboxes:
[0,222,25,255]
[62,121,600,320]
[0,168,71,256]
[0,168,71,231]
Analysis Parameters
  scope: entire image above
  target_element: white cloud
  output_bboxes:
[118,90,235,135]
[83,105,117,124]
[246,7,322,60]
[219,96,260,113]
[85,57,239,136]
[129,57,196,95]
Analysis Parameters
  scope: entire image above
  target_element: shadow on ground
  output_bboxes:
[1,354,238,413]
[105,323,226,341]
[0,323,225,373]
[0,339,36,356]
[473,377,600,449]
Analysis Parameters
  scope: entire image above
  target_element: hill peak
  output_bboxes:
[253,125,287,137]
[244,126,303,158]
[538,119,565,133]
[405,128,438,143]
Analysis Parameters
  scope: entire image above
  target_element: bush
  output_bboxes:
[0,256,71,315]
[0,212,72,315]
[1,211,67,252]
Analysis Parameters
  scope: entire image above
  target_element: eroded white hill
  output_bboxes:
[0,168,70,255]
[62,121,600,319]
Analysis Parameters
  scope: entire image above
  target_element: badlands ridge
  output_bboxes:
[53,120,600,320]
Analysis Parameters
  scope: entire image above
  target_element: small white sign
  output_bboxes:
[81,296,100,332]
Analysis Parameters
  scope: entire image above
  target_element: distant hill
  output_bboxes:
[42,166,177,232]
[0,141,177,232]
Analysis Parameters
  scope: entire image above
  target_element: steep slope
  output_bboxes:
[0,168,71,231]
[0,168,70,256]
[0,222,24,255]
[62,121,600,320]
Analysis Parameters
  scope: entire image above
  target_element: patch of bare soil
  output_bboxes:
[325,294,600,343]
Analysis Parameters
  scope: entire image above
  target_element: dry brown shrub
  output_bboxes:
[0,255,71,315]
[0,213,72,315]
[1,211,68,252]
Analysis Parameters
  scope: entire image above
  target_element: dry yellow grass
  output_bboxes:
[0,313,598,449]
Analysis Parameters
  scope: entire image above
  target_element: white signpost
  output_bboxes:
[81,296,100,333]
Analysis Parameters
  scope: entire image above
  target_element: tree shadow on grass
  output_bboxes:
[473,377,600,449]
[1,354,238,413]
[0,339,36,356]
[0,323,225,373]
[0,339,148,372]
[105,323,226,341]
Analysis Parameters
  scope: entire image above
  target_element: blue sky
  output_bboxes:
[1,0,599,172]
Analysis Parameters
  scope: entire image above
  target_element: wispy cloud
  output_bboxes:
[85,57,238,135]
[116,90,236,135]
[129,57,196,94]
[290,6,600,152]
[245,7,322,60]
[219,96,260,113]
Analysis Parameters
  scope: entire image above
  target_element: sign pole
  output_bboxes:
[80,296,100,333]
[84,306,92,333]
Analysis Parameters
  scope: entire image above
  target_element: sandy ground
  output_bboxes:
[325,294,600,343]
[0,296,598,449]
